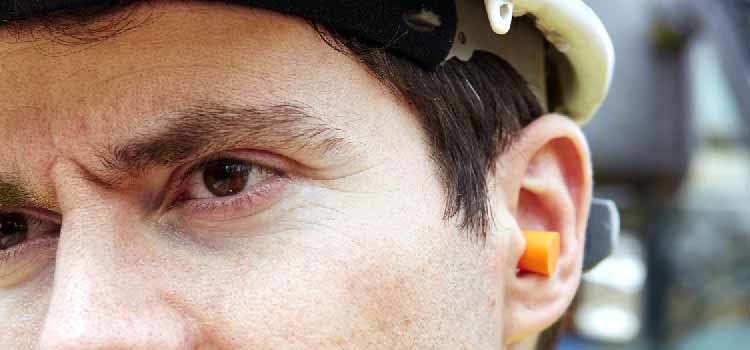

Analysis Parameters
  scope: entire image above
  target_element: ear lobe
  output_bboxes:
[498,114,592,344]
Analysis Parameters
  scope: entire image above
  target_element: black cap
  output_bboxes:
[0,0,458,67]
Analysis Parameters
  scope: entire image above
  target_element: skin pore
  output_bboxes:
[0,1,592,349]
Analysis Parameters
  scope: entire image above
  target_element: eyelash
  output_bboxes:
[0,210,59,284]
[0,153,288,281]
[165,151,291,221]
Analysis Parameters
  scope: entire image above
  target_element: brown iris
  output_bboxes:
[0,212,27,250]
[202,159,252,197]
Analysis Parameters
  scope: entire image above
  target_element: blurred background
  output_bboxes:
[557,0,750,349]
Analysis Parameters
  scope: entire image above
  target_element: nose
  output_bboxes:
[38,197,198,349]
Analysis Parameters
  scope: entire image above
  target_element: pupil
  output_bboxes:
[0,212,28,250]
[203,159,251,197]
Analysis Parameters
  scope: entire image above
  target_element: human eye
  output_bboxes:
[0,210,59,288]
[165,151,291,222]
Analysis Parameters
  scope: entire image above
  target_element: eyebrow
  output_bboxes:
[96,101,353,185]
[0,178,51,209]
[0,180,26,208]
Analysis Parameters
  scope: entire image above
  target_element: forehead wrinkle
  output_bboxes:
[92,100,356,185]
[2,106,118,208]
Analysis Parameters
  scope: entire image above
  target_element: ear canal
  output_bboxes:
[517,231,560,276]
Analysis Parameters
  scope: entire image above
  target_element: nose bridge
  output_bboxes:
[39,165,196,349]
[49,198,136,308]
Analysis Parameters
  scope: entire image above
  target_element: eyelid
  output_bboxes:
[160,149,292,210]
[0,209,61,243]
[3,207,62,226]
[0,210,60,287]
[178,150,292,182]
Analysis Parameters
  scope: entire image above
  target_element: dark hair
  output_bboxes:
[2,2,558,348]
[319,26,554,350]
[3,0,542,241]
[318,26,542,241]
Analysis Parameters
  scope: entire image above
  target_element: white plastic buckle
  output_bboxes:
[447,0,548,111]
[484,0,514,35]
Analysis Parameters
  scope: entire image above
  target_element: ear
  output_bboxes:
[493,114,593,345]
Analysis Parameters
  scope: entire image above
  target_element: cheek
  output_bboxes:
[159,228,430,348]
[340,242,424,345]
[151,191,448,348]
[0,264,54,349]
[133,127,496,348]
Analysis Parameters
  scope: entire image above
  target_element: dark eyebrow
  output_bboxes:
[0,179,27,208]
[97,101,353,185]
[0,177,51,210]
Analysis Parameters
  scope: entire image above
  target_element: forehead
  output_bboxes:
[0,1,389,138]
[0,2,412,184]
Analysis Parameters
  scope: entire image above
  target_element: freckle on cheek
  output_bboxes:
[345,264,418,338]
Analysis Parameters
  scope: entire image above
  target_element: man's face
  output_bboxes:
[0,3,512,348]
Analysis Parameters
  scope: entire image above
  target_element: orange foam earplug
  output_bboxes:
[518,231,560,276]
